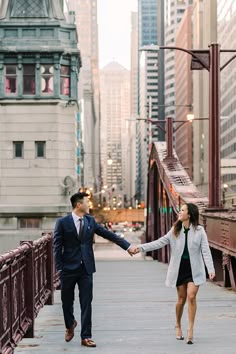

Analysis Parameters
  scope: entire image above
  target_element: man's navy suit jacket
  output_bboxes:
[53,213,131,274]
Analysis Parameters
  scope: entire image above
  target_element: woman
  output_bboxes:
[134,203,215,344]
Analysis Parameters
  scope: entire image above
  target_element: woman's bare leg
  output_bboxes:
[187,282,199,340]
[176,284,187,337]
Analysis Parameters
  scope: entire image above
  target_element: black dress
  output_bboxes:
[176,227,193,287]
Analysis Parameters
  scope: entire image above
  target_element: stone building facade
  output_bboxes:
[0,0,81,250]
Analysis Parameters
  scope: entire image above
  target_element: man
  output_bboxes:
[53,191,136,347]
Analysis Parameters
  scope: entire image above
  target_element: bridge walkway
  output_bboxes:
[15,233,236,354]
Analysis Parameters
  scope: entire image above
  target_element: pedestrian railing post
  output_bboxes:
[45,233,54,305]
[20,241,34,338]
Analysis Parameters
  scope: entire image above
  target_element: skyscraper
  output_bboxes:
[128,11,139,207]
[175,6,193,178]
[67,0,101,192]
[100,63,130,208]
[164,0,193,118]
[192,0,217,193]
[139,0,158,47]
[137,0,158,205]
[137,49,158,204]
[218,0,236,194]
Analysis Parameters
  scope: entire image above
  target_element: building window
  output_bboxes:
[60,65,70,96]
[13,141,24,158]
[19,218,41,229]
[5,65,17,94]
[41,65,54,94]
[23,64,35,94]
[35,141,46,158]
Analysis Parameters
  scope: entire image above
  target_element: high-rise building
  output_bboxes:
[100,63,130,208]
[131,12,139,119]
[139,0,158,46]
[137,49,159,204]
[0,0,81,248]
[218,0,236,195]
[157,0,165,141]
[164,0,193,118]
[192,0,217,193]
[67,0,101,192]
[128,12,139,207]
[175,6,193,178]
[137,0,158,204]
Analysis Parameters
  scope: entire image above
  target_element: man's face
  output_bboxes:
[77,197,89,214]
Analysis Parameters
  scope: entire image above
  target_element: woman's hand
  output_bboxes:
[133,247,140,254]
[127,246,140,256]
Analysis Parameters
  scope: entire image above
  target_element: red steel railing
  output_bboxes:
[146,142,236,290]
[0,233,56,354]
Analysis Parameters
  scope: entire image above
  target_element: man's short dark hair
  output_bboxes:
[70,192,88,209]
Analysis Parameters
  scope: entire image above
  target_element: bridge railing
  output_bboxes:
[201,212,236,289]
[146,142,236,290]
[0,232,56,354]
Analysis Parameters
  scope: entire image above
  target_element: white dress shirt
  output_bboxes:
[72,212,83,235]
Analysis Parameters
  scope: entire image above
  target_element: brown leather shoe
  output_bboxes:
[65,320,77,342]
[81,338,96,347]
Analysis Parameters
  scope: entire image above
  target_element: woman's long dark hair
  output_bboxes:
[173,203,199,237]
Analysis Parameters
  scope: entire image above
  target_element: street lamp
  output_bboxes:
[134,116,191,161]
[107,154,113,186]
[186,113,209,122]
[222,183,236,207]
[142,43,236,209]
[222,184,228,206]
[139,45,193,141]
[187,113,194,122]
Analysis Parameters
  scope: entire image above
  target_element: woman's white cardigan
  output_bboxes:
[139,224,215,288]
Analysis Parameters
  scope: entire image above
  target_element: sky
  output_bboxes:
[97,0,137,70]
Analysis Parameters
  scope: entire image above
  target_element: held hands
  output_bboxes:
[127,246,140,256]
[209,273,215,280]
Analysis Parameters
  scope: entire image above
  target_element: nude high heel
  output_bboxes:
[175,326,184,340]
[186,329,194,344]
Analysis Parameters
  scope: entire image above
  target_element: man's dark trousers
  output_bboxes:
[61,263,93,339]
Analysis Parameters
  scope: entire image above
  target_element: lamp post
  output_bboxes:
[222,183,236,207]
[144,43,236,209]
[135,117,192,161]
[107,154,113,208]
[222,184,228,206]
[130,114,209,163]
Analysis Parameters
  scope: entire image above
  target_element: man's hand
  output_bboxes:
[209,273,215,280]
[127,246,136,256]
[127,246,140,256]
